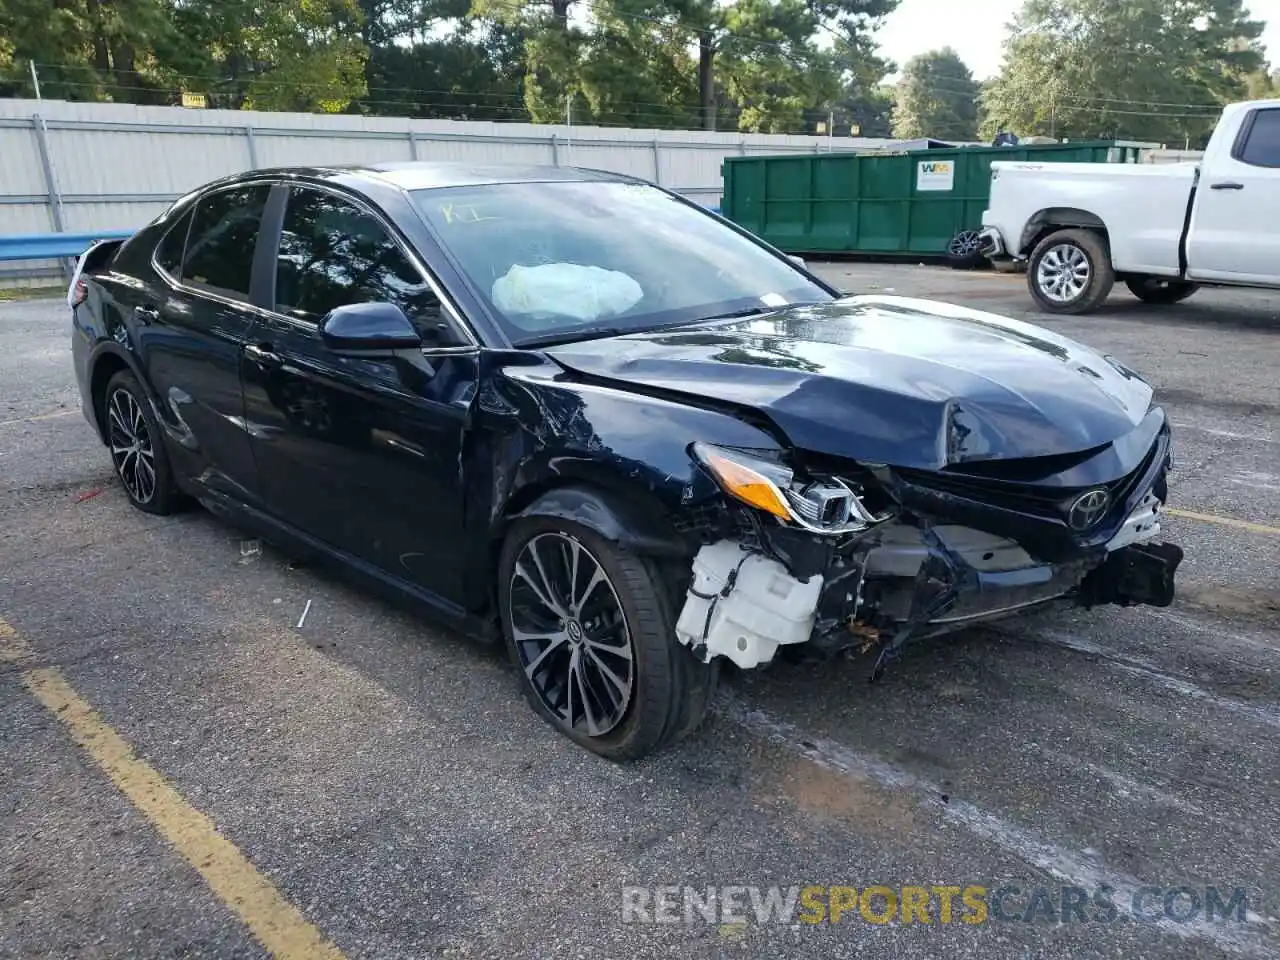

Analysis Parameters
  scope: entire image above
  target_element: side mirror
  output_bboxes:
[319,302,422,354]
[788,254,808,269]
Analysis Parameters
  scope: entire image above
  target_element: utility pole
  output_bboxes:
[29,61,42,100]
[565,93,573,165]
[828,110,834,151]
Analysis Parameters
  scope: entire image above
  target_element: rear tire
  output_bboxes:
[1027,228,1114,314]
[103,370,182,515]
[1125,276,1199,304]
[498,515,712,761]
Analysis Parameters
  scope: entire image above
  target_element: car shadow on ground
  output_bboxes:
[1083,296,1280,332]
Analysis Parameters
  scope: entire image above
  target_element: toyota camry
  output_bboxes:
[69,162,1183,760]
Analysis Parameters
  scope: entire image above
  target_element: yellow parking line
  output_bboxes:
[0,409,78,427]
[0,617,32,663]
[1166,508,1280,536]
[0,617,345,960]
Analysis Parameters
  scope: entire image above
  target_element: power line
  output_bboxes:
[26,60,1230,125]
[12,0,1240,138]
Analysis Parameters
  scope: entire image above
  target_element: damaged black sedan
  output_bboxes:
[70,162,1182,760]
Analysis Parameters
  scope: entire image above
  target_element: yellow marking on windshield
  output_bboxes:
[438,203,500,225]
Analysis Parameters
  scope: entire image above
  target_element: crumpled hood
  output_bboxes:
[543,295,1154,469]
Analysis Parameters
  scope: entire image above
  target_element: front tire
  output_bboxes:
[103,370,182,515]
[1125,276,1199,304]
[1027,228,1114,314]
[498,516,714,760]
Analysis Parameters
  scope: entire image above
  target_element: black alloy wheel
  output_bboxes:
[946,229,987,269]
[103,370,181,514]
[498,511,718,761]
[508,531,636,737]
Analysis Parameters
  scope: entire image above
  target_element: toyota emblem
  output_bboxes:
[1067,489,1110,531]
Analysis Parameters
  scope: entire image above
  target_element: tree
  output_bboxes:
[715,0,842,133]
[166,0,369,113]
[981,0,1265,145]
[824,8,897,137]
[357,1,527,120]
[0,0,901,132]
[576,4,699,128]
[470,0,585,122]
[362,31,527,120]
[0,0,369,110]
[832,84,894,136]
[0,0,182,102]
[1243,67,1280,99]
[891,47,979,140]
[598,0,897,132]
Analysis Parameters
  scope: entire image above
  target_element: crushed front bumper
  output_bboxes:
[978,226,1007,259]
[674,424,1181,673]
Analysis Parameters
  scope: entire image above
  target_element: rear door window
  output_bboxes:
[181,184,272,299]
[1236,108,1280,168]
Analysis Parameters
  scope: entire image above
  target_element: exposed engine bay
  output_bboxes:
[672,436,1183,678]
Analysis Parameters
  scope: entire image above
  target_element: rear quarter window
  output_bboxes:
[154,209,194,277]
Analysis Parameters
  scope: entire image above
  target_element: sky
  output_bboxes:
[877,0,1280,80]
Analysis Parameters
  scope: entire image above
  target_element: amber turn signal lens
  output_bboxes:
[700,450,792,520]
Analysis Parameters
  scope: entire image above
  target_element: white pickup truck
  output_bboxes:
[979,98,1280,314]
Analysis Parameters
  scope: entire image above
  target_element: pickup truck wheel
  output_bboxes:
[1027,228,1114,314]
[1125,277,1199,305]
[498,517,712,761]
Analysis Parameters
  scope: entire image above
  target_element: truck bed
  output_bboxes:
[983,161,1199,276]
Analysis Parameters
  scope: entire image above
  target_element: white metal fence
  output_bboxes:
[1143,148,1206,165]
[0,98,899,282]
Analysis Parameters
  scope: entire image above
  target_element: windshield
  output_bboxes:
[410,181,834,346]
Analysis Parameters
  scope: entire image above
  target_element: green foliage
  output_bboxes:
[0,0,909,133]
[892,47,979,141]
[0,0,369,109]
[981,0,1266,145]
[363,23,526,119]
[0,0,181,101]
[4,0,1278,149]
[237,0,369,112]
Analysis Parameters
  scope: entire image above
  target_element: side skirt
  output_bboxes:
[192,487,500,644]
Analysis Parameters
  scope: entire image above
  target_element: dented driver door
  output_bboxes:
[238,183,479,604]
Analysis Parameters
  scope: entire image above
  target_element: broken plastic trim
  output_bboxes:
[691,441,891,535]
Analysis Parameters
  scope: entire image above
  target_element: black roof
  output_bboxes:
[239,161,639,192]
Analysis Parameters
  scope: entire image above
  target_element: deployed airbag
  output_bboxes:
[492,263,643,323]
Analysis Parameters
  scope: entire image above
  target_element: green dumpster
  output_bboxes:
[720,141,1144,257]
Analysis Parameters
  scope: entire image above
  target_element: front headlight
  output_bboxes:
[691,442,794,521]
[691,442,890,534]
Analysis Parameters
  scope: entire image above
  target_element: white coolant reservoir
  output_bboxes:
[675,541,823,670]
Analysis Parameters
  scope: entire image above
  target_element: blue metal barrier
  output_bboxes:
[0,230,134,263]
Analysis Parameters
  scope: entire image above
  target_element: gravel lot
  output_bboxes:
[2,264,1279,960]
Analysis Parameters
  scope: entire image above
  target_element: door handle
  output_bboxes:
[245,343,282,368]
[1209,181,1244,190]
[134,306,160,324]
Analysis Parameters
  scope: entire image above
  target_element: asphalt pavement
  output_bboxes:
[2,266,1279,960]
